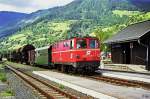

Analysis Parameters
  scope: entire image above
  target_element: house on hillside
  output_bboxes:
[104,20,150,71]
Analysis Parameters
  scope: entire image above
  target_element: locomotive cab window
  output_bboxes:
[76,39,87,49]
[64,42,69,47]
[90,39,98,48]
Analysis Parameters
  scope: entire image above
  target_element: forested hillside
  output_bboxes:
[0,0,150,52]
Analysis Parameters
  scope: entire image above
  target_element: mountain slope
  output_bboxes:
[0,11,28,37]
[0,0,150,51]
[0,0,139,38]
[0,11,27,27]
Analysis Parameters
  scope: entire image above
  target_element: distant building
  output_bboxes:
[104,20,150,71]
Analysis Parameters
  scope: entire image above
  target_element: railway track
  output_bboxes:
[6,65,78,99]
[5,62,150,94]
[88,75,150,90]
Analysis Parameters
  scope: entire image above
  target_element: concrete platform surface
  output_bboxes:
[97,70,150,83]
[33,71,150,99]
[102,64,148,73]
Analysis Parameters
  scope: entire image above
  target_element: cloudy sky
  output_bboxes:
[0,0,74,13]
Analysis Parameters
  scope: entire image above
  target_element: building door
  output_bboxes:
[111,44,123,64]
[147,47,150,71]
[122,43,130,64]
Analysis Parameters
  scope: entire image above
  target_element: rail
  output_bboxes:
[88,75,150,90]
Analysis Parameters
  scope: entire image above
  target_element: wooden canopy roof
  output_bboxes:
[104,20,150,44]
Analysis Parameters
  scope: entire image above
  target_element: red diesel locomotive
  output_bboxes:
[51,37,100,72]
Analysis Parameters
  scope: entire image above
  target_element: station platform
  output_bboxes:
[101,63,150,73]
[97,69,150,83]
[33,71,150,99]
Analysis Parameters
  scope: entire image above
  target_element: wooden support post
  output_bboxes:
[147,47,150,71]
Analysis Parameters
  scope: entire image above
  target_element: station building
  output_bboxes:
[104,20,150,71]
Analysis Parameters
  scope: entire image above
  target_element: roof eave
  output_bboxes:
[104,39,138,44]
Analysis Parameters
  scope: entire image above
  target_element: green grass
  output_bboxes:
[0,89,14,97]
[8,44,23,50]
[6,61,46,71]
[0,64,4,69]
[34,38,46,42]
[0,63,6,82]
[48,21,71,32]
[59,84,65,90]
[9,34,25,40]
[6,61,24,68]
[112,10,141,17]
[0,72,7,82]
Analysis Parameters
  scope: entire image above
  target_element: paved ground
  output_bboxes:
[33,71,150,99]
